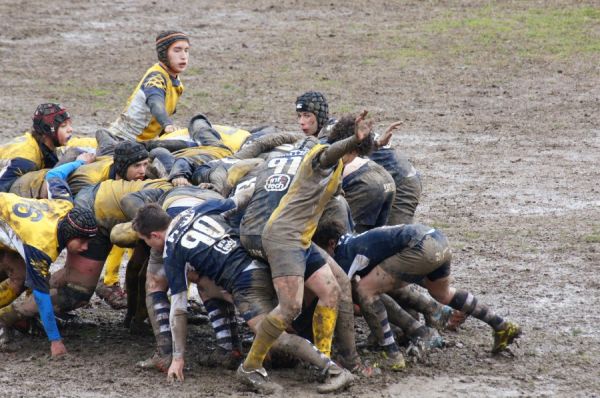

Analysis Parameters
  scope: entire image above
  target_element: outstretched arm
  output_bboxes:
[32,289,66,356]
[318,110,373,168]
[376,121,403,149]
[233,132,304,159]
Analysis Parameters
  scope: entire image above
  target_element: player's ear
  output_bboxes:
[328,239,337,253]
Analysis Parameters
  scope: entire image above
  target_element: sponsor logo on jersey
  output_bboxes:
[264,174,291,192]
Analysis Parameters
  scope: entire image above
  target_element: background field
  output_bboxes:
[1,0,599,397]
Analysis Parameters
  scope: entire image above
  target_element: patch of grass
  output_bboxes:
[571,328,582,337]
[584,232,600,243]
[192,90,210,98]
[453,242,465,250]
[431,221,451,230]
[426,5,600,61]
[463,231,481,240]
[90,88,110,97]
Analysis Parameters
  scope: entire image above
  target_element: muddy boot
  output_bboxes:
[406,327,445,361]
[96,281,127,310]
[337,355,381,378]
[136,351,171,373]
[492,321,522,354]
[236,364,283,395]
[316,363,355,394]
[376,348,406,371]
[424,305,454,330]
[447,310,468,331]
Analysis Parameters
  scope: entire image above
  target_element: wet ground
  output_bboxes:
[1,0,599,397]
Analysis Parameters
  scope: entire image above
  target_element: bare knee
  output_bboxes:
[279,296,303,323]
[424,278,454,304]
[355,282,376,306]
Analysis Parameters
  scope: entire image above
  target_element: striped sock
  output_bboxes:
[449,289,505,331]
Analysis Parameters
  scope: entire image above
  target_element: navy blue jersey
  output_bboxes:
[369,147,416,182]
[333,224,435,278]
[342,160,395,230]
[164,198,253,295]
[239,142,312,237]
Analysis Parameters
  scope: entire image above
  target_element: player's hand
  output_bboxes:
[167,357,185,382]
[76,152,96,164]
[172,177,191,187]
[164,125,176,134]
[377,121,403,148]
[354,110,373,142]
[50,340,67,357]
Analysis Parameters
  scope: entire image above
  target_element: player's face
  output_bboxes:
[125,158,149,181]
[297,112,318,136]
[66,237,89,254]
[167,40,190,74]
[55,120,73,146]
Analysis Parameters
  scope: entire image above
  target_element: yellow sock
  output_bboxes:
[243,314,286,370]
[103,246,125,286]
[0,280,18,308]
[313,305,338,357]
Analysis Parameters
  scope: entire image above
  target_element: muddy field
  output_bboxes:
[1,0,599,397]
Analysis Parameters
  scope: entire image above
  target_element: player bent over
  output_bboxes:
[0,194,97,356]
[132,201,354,394]
[319,221,522,355]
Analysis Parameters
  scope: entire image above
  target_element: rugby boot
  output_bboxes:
[337,355,381,378]
[446,310,468,331]
[492,321,522,354]
[236,364,282,395]
[424,305,454,330]
[136,352,171,373]
[406,328,445,361]
[96,281,127,310]
[317,363,355,394]
[376,349,406,371]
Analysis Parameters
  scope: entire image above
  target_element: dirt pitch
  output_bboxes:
[1,0,599,397]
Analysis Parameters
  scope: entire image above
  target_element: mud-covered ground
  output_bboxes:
[1,0,599,397]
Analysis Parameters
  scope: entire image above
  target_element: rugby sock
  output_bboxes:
[146,292,172,356]
[334,296,360,365]
[103,246,125,286]
[361,297,399,353]
[313,305,338,358]
[380,293,428,338]
[0,280,18,308]
[390,285,440,315]
[449,289,505,331]
[274,332,334,370]
[243,314,286,370]
[205,298,234,351]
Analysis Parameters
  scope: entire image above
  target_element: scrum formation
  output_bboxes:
[0,31,521,394]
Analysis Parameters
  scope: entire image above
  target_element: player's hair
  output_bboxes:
[313,218,347,250]
[327,114,375,157]
[132,203,171,237]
